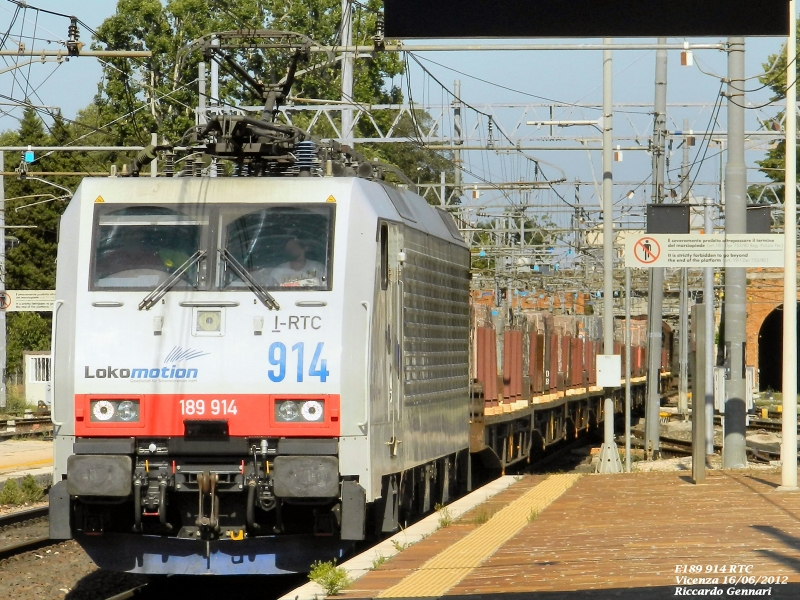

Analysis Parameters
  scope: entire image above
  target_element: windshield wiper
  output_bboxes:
[138,250,207,311]
[219,248,280,310]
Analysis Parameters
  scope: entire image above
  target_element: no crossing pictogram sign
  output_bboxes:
[633,237,661,265]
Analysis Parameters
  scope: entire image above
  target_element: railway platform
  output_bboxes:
[285,467,800,599]
[0,439,52,484]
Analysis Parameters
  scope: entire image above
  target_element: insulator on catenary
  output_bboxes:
[163,151,175,177]
[295,140,317,176]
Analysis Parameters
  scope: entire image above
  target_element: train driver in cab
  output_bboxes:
[267,237,325,288]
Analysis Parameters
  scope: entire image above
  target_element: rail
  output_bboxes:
[0,506,51,561]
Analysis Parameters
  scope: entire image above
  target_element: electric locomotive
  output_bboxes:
[49,135,472,574]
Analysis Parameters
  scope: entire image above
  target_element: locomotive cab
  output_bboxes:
[49,175,471,575]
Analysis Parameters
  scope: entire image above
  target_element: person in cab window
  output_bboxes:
[268,237,325,288]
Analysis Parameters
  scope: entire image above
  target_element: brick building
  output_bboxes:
[746,266,800,391]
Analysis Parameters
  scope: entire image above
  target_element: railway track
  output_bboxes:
[0,506,52,561]
[0,416,53,439]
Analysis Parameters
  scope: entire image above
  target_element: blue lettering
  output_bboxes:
[149,369,160,378]
[176,368,186,378]
[186,368,198,378]
[132,369,149,378]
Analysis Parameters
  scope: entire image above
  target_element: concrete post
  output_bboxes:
[692,303,707,484]
[597,40,621,474]
[704,197,715,455]
[645,38,668,458]
[780,0,798,491]
[722,37,748,469]
[625,267,632,472]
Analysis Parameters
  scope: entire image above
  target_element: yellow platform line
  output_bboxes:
[0,458,52,470]
[377,473,582,598]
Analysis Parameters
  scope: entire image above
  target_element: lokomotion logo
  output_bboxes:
[83,347,210,381]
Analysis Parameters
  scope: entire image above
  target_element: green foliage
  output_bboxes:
[20,475,44,503]
[752,20,800,194]
[3,385,30,416]
[371,552,387,569]
[6,313,51,378]
[390,538,409,552]
[308,559,352,596]
[435,502,453,528]
[527,508,540,522]
[0,479,25,506]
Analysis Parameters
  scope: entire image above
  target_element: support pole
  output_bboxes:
[198,62,207,126]
[780,0,798,491]
[341,0,354,146]
[722,37,748,469]
[210,38,219,112]
[679,268,688,415]
[645,38,668,459]
[597,39,621,474]
[704,197,716,455]
[678,118,691,417]
[692,303,707,484]
[453,80,463,203]
[150,132,158,178]
[625,267,632,472]
[0,152,5,409]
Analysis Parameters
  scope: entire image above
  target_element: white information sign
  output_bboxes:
[0,290,56,312]
[597,354,622,387]
[624,234,784,268]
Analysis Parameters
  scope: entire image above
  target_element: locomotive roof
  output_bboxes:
[73,176,467,248]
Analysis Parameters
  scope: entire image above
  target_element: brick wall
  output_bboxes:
[745,266,800,379]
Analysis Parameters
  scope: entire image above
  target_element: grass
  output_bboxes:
[435,503,453,529]
[308,559,352,596]
[391,539,410,552]
[527,508,540,523]
[469,507,495,525]
[3,386,31,417]
[372,553,388,569]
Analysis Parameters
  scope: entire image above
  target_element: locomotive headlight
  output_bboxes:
[197,310,222,332]
[92,400,115,421]
[277,400,300,421]
[90,399,141,423]
[301,400,324,421]
[116,400,139,422]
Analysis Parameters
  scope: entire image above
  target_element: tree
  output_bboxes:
[753,28,800,197]
[91,0,451,187]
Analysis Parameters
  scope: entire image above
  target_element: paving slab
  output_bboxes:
[335,469,800,600]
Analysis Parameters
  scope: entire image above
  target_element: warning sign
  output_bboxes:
[2,290,56,312]
[624,234,784,268]
[632,237,661,265]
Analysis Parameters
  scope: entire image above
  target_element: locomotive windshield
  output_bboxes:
[89,203,333,293]
[221,205,333,291]
[91,206,206,290]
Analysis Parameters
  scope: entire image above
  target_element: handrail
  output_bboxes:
[358,301,371,430]
[50,300,64,427]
